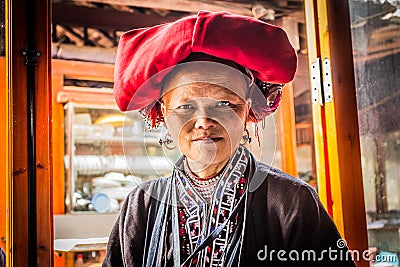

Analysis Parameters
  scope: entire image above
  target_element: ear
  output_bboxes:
[160,102,168,128]
[161,102,166,116]
[246,98,252,108]
[245,98,252,121]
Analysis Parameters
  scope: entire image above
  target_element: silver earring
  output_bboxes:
[242,128,252,144]
[159,132,176,150]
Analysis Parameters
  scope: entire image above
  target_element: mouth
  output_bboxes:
[192,136,223,143]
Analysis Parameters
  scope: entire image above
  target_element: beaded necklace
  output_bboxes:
[183,158,222,186]
[183,158,224,201]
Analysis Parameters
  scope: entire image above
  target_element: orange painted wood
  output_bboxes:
[57,89,116,105]
[323,2,368,261]
[6,0,29,264]
[52,59,114,83]
[35,0,53,266]
[304,0,330,210]
[277,82,298,177]
[54,251,66,267]
[52,74,66,216]
[0,57,6,252]
[52,60,116,106]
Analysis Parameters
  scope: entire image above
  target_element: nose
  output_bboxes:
[194,116,216,130]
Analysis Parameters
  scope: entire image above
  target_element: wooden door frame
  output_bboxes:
[304,0,368,265]
[5,0,53,266]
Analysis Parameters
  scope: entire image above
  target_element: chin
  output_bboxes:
[183,145,233,165]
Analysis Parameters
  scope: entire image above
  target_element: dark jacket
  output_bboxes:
[0,248,5,267]
[103,160,356,267]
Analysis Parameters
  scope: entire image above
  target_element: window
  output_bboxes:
[349,0,400,259]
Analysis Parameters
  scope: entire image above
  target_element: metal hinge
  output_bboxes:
[21,41,41,66]
[311,58,333,106]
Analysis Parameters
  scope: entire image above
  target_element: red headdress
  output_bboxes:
[113,11,297,127]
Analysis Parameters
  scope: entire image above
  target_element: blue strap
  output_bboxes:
[145,181,171,267]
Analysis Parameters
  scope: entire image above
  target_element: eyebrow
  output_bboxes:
[213,87,246,99]
[162,83,247,105]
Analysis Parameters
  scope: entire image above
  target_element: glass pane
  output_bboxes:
[349,0,400,263]
[294,53,316,187]
[258,113,282,169]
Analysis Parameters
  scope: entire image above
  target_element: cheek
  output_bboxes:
[165,114,193,143]
[219,109,247,131]
[221,117,245,143]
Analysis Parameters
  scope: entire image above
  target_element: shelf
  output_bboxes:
[73,135,160,145]
[54,214,118,240]
[54,238,108,252]
[64,155,173,176]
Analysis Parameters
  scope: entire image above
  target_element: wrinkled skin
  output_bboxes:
[161,65,251,178]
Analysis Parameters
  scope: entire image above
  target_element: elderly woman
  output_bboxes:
[103,11,355,267]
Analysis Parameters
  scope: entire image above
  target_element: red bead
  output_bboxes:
[179,228,185,237]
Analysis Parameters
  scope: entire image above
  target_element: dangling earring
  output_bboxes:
[241,128,252,144]
[159,132,176,150]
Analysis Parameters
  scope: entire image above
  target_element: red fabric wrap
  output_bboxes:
[114,10,297,111]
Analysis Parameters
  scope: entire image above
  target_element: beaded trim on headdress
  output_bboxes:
[139,100,164,129]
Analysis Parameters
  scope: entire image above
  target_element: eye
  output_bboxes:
[176,104,194,110]
[171,103,195,114]
[216,101,232,107]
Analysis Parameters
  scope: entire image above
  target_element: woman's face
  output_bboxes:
[161,67,250,167]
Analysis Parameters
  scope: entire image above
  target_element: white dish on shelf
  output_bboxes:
[103,172,126,181]
[92,177,121,188]
[92,187,135,201]
[91,193,119,213]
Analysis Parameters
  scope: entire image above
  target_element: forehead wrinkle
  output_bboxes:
[162,63,248,97]
[163,83,247,105]
[211,86,246,100]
